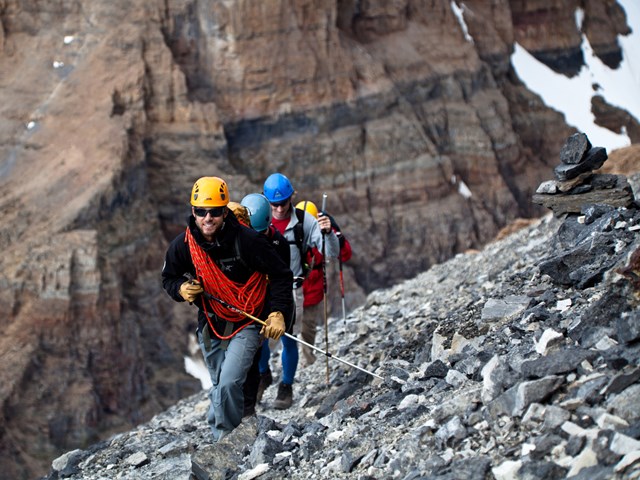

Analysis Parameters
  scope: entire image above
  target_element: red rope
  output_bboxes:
[186,228,267,337]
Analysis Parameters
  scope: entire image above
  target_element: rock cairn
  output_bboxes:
[41,200,640,479]
[533,133,635,216]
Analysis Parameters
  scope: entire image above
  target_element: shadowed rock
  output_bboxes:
[554,147,608,181]
[560,132,592,165]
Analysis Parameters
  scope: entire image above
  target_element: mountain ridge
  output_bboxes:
[42,196,640,479]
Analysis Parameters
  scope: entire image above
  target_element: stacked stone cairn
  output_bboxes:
[533,132,635,216]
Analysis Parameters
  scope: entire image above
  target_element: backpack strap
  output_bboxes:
[292,207,305,254]
[327,213,341,233]
[233,234,250,270]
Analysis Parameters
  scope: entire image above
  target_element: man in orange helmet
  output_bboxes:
[162,176,293,442]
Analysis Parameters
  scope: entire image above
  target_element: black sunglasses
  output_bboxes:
[193,206,225,218]
[270,200,290,208]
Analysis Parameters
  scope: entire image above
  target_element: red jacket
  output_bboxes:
[302,231,352,307]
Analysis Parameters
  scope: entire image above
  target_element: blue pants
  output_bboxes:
[259,334,298,385]
[197,325,259,441]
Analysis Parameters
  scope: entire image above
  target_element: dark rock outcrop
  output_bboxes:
[592,95,640,144]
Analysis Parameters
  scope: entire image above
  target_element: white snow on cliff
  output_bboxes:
[511,0,640,151]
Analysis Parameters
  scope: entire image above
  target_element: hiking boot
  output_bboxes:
[273,382,293,410]
[256,369,273,403]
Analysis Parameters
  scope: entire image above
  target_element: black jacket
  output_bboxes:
[265,224,291,266]
[162,212,294,335]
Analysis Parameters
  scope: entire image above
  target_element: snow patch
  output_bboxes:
[458,180,472,199]
[450,1,473,43]
[185,356,211,389]
[511,0,640,151]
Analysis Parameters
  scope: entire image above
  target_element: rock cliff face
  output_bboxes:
[0,0,634,477]
[510,0,630,76]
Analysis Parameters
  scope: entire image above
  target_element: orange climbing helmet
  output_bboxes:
[191,177,230,207]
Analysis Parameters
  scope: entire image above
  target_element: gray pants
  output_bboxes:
[197,324,260,441]
[300,300,324,365]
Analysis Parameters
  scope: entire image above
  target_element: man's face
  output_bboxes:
[270,198,291,220]
[193,206,227,240]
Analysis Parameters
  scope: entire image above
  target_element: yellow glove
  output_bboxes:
[179,280,203,303]
[261,311,286,340]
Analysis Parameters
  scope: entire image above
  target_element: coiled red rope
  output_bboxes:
[186,228,267,338]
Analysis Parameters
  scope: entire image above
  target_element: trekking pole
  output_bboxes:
[320,192,330,384]
[201,291,384,380]
[337,232,347,328]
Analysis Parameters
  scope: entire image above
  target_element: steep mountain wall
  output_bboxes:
[0,0,634,477]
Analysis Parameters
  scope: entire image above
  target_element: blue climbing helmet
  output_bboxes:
[240,193,272,233]
[263,173,294,203]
